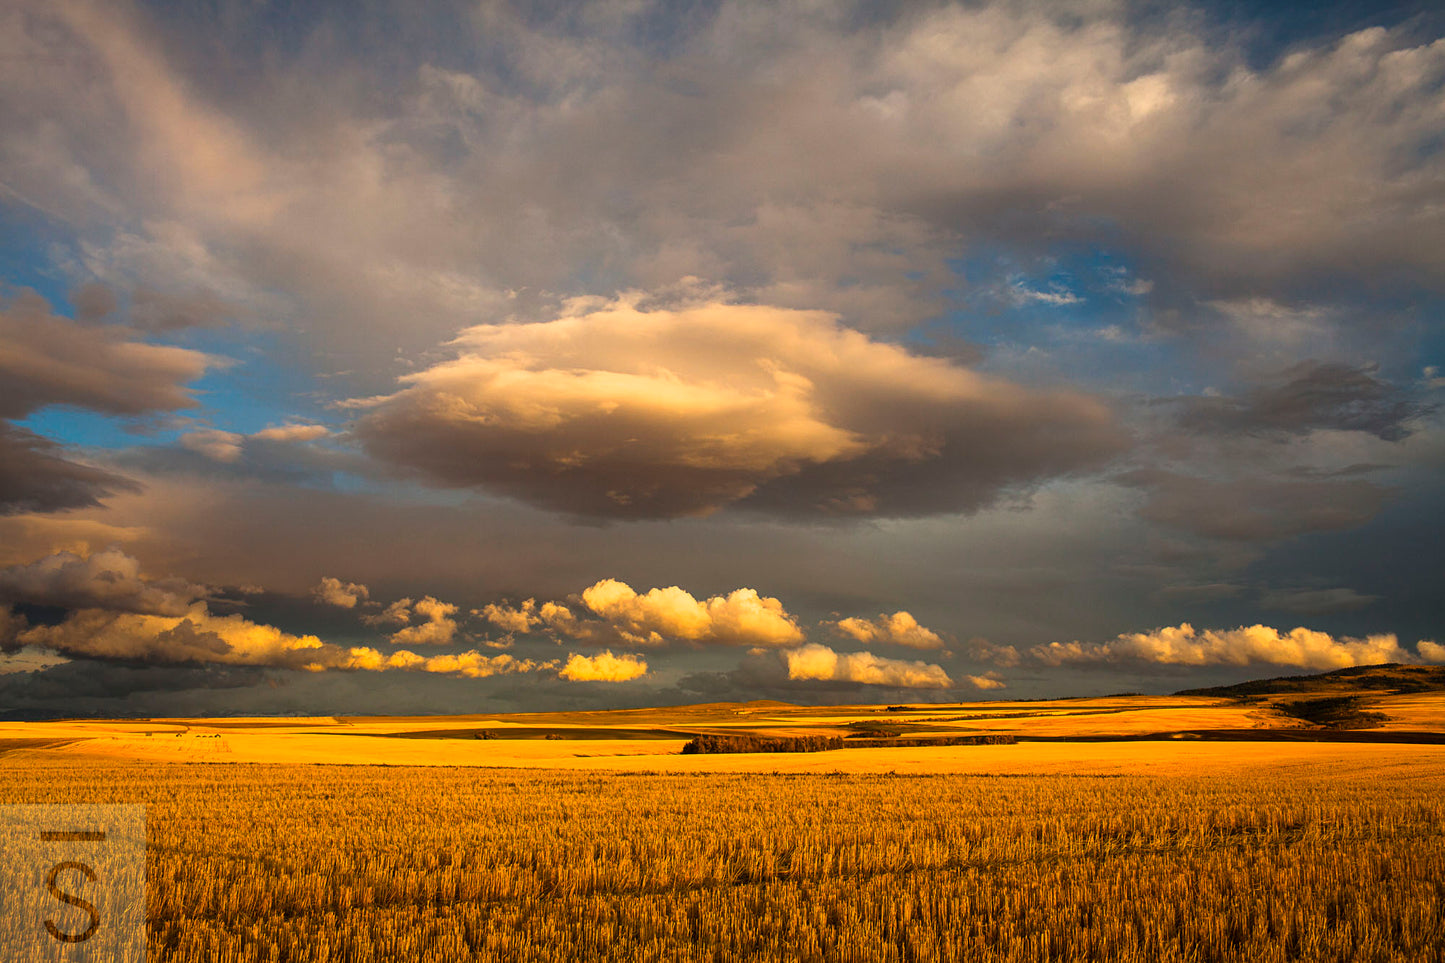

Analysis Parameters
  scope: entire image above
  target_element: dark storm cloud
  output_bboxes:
[1176,362,1433,441]
[0,658,273,720]
[0,547,206,616]
[0,424,140,516]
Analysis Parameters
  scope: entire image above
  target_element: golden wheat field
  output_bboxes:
[0,753,1442,961]
[4,682,1444,962]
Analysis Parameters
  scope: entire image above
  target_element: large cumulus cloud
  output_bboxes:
[354,297,1127,518]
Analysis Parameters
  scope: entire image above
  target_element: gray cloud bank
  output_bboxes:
[3,0,1442,373]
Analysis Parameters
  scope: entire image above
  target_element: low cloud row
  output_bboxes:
[2,549,1439,690]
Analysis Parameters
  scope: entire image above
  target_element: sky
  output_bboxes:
[0,0,1442,718]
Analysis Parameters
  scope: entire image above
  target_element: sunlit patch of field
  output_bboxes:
[6,730,1445,778]
[1371,692,1445,730]
[1,760,1441,962]
[3,689,1444,772]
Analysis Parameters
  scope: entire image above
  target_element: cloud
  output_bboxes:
[354,296,1126,518]
[1419,641,1445,663]
[1030,622,1434,670]
[8,599,549,681]
[0,289,214,516]
[0,606,26,651]
[482,578,806,648]
[5,1,1443,393]
[558,650,649,682]
[363,598,414,627]
[252,424,330,443]
[580,579,806,647]
[779,643,953,689]
[126,285,234,332]
[180,429,245,463]
[311,577,370,609]
[185,424,334,464]
[0,0,1440,713]
[1176,362,1432,442]
[152,424,346,482]
[1008,282,1081,307]
[1118,470,1389,542]
[833,611,944,650]
[0,424,140,516]
[964,673,1007,691]
[0,290,213,420]
[1258,587,1380,615]
[388,596,459,646]
[965,637,1022,668]
[479,598,538,634]
[344,646,544,679]
[14,603,336,668]
[0,548,205,616]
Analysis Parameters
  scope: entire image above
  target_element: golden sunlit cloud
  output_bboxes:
[388,596,460,647]
[834,611,944,650]
[312,576,370,609]
[252,424,330,443]
[3,600,556,680]
[780,643,952,688]
[484,579,806,648]
[1418,640,1445,662]
[362,598,414,627]
[558,650,649,682]
[354,295,1125,518]
[1031,623,1442,669]
[14,604,334,669]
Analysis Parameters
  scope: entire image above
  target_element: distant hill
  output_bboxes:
[1178,663,1445,698]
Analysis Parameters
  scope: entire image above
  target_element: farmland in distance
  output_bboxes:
[1,665,1443,961]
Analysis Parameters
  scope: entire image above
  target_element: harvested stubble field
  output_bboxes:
[1,760,1442,962]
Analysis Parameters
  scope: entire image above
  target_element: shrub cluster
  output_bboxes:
[680,734,844,754]
[1278,697,1389,730]
[865,734,1017,748]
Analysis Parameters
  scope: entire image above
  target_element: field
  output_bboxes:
[2,670,1444,961]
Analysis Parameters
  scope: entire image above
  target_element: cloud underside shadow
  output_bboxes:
[355,298,1128,518]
